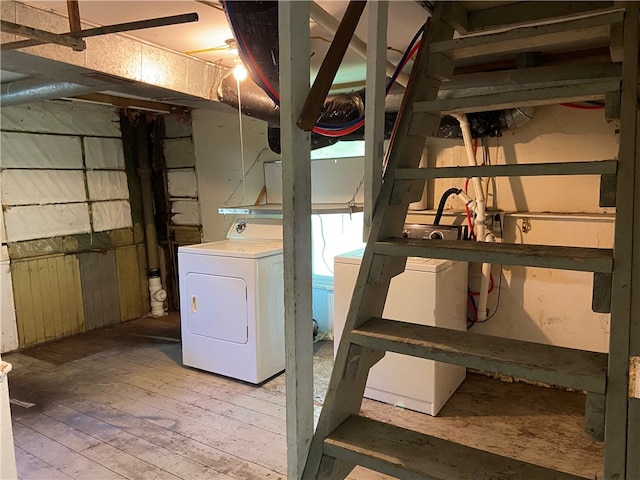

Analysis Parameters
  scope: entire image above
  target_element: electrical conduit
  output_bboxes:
[452,113,491,322]
[136,120,167,317]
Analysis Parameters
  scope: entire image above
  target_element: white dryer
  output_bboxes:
[178,218,284,384]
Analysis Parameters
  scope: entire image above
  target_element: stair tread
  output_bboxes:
[431,10,623,61]
[375,238,613,273]
[325,415,587,480]
[414,79,619,114]
[351,318,607,393]
[395,159,617,180]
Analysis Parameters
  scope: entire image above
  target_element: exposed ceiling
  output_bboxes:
[0,0,430,109]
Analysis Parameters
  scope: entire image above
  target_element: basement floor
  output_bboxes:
[4,313,602,480]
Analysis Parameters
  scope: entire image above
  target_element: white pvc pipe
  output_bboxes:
[148,276,167,317]
[452,113,491,322]
[310,2,410,88]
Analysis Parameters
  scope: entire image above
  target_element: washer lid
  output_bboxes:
[179,239,283,258]
[334,248,453,272]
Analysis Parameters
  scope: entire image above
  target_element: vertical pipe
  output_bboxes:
[136,119,166,317]
[452,113,491,321]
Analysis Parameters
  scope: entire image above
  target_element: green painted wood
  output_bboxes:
[396,160,617,180]
[466,1,619,34]
[324,416,586,480]
[431,10,622,60]
[375,238,613,273]
[351,317,607,393]
[414,80,619,115]
[302,4,456,478]
[605,2,639,478]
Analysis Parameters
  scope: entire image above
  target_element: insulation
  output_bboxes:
[0,102,120,136]
[168,169,198,198]
[1,170,86,205]
[164,138,196,168]
[1,132,83,169]
[84,137,125,169]
[4,203,91,242]
[92,200,133,232]
[164,114,192,138]
[171,200,200,226]
[86,171,130,201]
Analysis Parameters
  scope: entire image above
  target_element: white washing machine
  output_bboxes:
[334,249,468,415]
[178,218,284,384]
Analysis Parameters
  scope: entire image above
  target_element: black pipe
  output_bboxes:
[434,188,461,225]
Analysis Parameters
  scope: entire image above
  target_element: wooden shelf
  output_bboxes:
[218,203,364,216]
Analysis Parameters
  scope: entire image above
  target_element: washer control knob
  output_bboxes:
[235,221,247,234]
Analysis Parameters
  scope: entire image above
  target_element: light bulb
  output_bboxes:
[233,63,247,81]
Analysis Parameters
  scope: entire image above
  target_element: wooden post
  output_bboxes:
[604,2,639,479]
[279,2,313,479]
[363,1,388,240]
[65,0,83,52]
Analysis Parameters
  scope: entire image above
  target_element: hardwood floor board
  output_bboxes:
[12,422,127,480]
[32,402,233,480]
[98,348,288,419]
[104,347,289,408]
[61,381,288,475]
[13,410,103,453]
[80,443,182,480]
[6,314,604,480]
[38,393,285,480]
[14,446,74,480]
[86,376,285,446]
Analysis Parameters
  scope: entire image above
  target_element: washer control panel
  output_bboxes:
[402,223,466,241]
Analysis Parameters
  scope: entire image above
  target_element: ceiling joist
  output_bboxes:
[1,12,199,52]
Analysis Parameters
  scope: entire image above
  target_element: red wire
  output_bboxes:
[313,40,422,137]
[559,103,604,110]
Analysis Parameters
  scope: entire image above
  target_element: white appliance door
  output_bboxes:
[186,273,248,344]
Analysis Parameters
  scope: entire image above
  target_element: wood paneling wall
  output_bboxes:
[12,255,84,348]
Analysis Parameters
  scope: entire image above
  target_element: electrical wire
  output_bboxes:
[560,103,605,110]
[222,0,426,137]
[315,214,334,275]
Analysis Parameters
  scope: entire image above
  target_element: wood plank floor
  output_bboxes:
[4,313,603,479]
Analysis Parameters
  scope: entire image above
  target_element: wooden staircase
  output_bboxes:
[302,2,639,479]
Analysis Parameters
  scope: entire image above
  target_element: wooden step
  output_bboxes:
[437,63,621,100]
[459,1,622,34]
[431,10,623,62]
[375,238,613,273]
[395,159,617,180]
[324,415,587,480]
[414,79,619,115]
[350,318,607,393]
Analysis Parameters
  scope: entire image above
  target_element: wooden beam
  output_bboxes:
[605,1,639,478]
[0,20,85,50]
[71,93,188,115]
[66,0,82,51]
[296,1,366,131]
[1,13,198,51]
[279,2,313,479]
[363,1,387,240]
